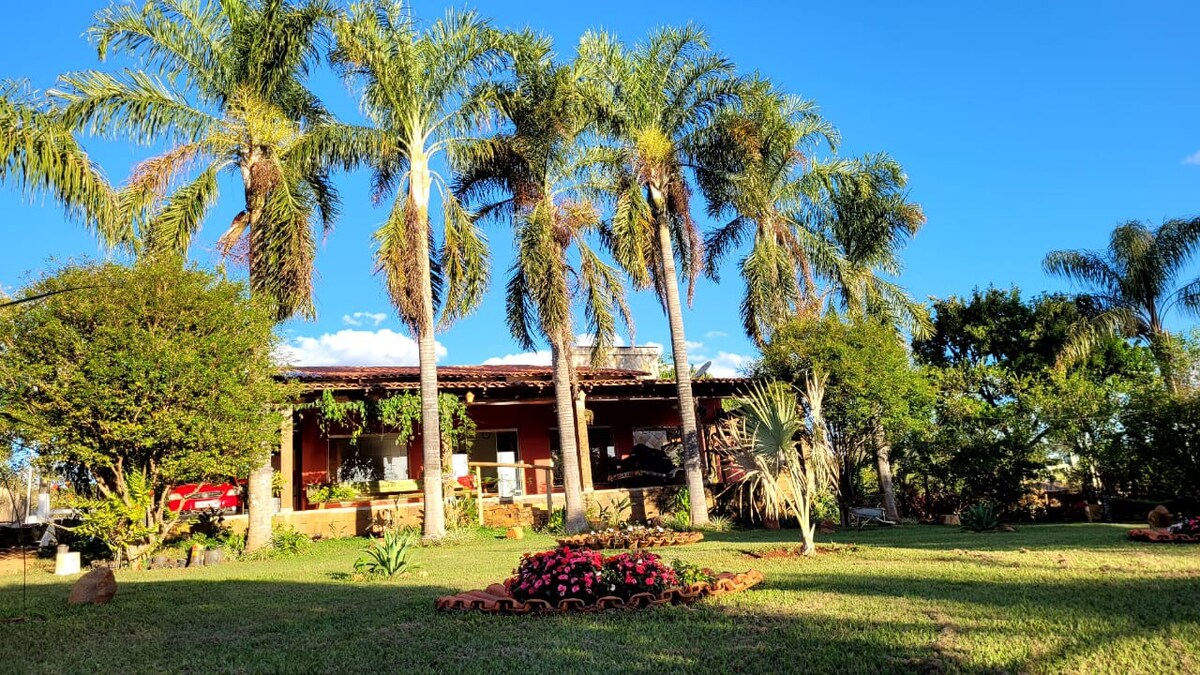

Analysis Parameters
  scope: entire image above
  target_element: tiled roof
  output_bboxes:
[282,364,648,383]
[280,365,748,396]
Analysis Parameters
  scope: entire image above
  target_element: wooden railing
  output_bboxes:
[466,460,555,526]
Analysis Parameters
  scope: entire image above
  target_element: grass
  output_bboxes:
[2,524,1198,674]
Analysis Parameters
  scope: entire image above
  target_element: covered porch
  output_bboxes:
[270,364,747,530]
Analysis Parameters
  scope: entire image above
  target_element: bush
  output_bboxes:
[308,483,360,504]
[541,507,566,535]
[962,503,1000,532]
[508,546,604,604]
[671,559,716,586]
[241,523,309,559]
[354,531,419,578]
[601,551,677,599]
[1177,515,1200,535]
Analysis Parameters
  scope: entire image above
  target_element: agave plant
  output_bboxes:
[961,503,1000,532]
[354,530,419,579]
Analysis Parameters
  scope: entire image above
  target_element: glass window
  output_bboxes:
[329,434,409,483]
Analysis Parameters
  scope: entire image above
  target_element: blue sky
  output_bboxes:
[1,2,1198,374]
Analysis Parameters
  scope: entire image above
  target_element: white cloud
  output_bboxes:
[705,330,728,339]
[278,328,444,366]
[1184,150,1200,165]
[692,351,752,378]
[643,341,664,351]
[685,340,704,351]
[482,350,552,366]
[575,332,626,347]
[342,311,388,327]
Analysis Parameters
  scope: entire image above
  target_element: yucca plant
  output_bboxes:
[354,530,420,579]
[961,503,1000,532]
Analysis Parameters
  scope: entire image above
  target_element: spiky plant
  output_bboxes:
[720,378,837,554]
[1043,218,1200,389]
[580,24,743,526]
[332,1,502,539]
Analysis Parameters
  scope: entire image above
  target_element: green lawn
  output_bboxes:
[3,524,1198,674]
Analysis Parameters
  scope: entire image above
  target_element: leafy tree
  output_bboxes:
[0,261,289,564]
[698,81,927,344]
[455,33,629,532]
[332,1,501,539]
[581,25,742,525]
[1044,217,1200,390]
[52,0,370,550]
[756,314,932,521]
[910,287,1154,515]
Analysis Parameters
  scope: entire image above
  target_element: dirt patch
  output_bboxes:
[742,544,859,559]
[0,548,41,575]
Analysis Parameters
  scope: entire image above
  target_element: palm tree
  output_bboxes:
[52,0,364,551]
[0,82,120,243]
[580,25,742,526]
[699,81,928,345]
[332,1,500,539]
[456,33,629,533]
[1044,218,1200,389]
[723,378,837,554]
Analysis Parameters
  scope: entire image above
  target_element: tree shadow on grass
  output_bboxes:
[783,569,1200,673]
[0,575,1010,675]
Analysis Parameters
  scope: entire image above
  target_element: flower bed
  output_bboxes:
[435,546,764,614]
[556,526,703,550]
[1128,528,1200,543]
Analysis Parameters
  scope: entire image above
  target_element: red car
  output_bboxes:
[167,481,244,514]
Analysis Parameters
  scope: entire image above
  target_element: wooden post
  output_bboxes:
[279,407,294,512]
[475,465,484,527]
[574,391,593,492]
[544,462,554,516]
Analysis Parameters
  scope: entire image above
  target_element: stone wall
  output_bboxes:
[222,486,677,538]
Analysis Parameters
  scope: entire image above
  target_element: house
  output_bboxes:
[269,347,748,533]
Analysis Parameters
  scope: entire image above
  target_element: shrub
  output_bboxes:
[601,551,678,599]
[663,511,693,532]
[962,503,1000,532]
[671,559,716,586]
[508,546,604,604]
[355,531,419,578]
[0,260,289,563]
[541,507,566,535]
[1177,515,1200,535]
[308,483,360,504]
[695,515,733,533]
[248,523,312,554]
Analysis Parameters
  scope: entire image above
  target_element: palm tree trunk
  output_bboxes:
[654,214,710,526]
[874,425,899,522]
[551,339,587,532]
[243,161,274,552]
[245,460,274,551]
[412,158,445,540]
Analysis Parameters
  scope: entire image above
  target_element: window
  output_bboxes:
[549,427,616,485]
[329,434,409,482]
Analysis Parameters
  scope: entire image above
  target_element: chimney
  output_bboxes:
[572,345,662,377]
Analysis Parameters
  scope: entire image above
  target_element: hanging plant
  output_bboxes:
[376,392,476,452]
[304,390,368,443]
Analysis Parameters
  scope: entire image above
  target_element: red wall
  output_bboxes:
[292,395,725,501]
